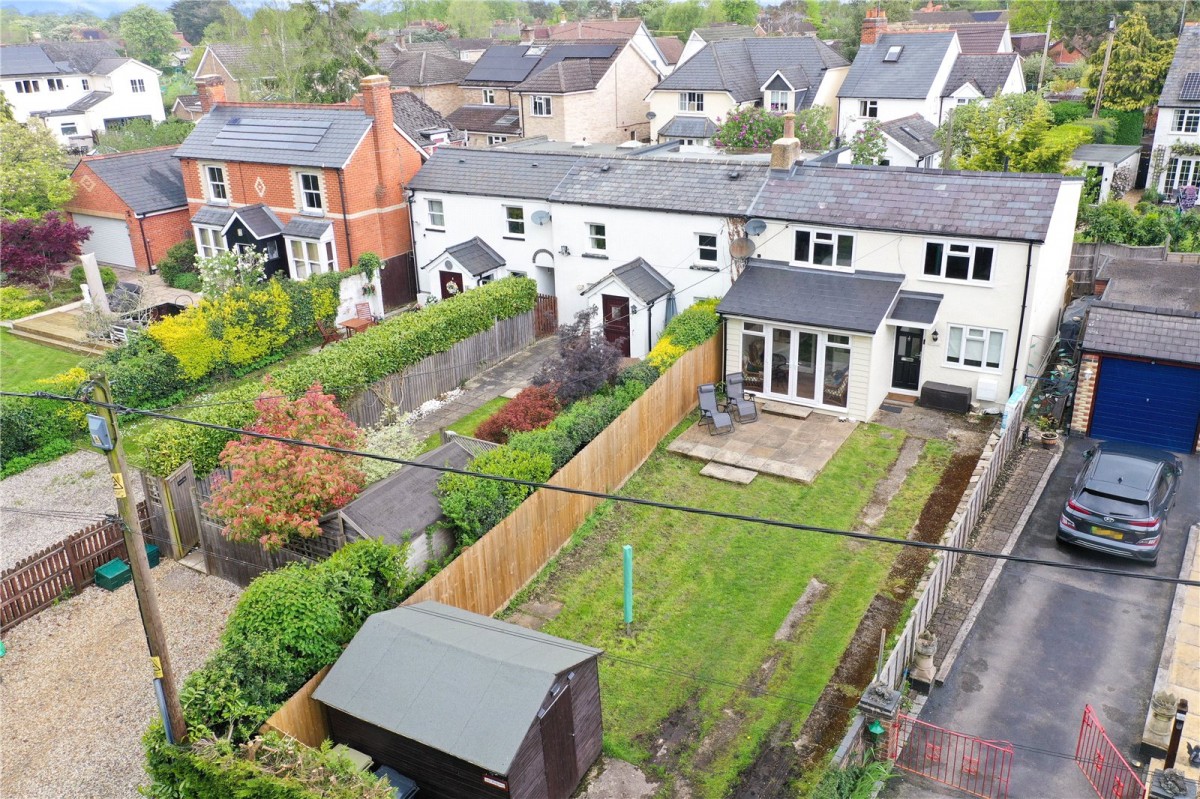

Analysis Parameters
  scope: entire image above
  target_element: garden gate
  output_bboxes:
[535,293,558,337]
[1075,705,1145,799]
[139,461,200,559]
[890,713,1014,799]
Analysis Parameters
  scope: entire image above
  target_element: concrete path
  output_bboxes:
[887,436,1199,798]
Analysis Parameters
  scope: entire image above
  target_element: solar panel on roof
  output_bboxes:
[212,118,331,151]
[1182,72,1200,101]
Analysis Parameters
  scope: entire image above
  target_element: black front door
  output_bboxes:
[892,328,923,391]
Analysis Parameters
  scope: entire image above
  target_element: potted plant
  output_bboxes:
[1035,415,1059,448]
[360,283,377,297]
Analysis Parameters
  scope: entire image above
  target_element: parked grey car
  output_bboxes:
[1057,441,1183,564]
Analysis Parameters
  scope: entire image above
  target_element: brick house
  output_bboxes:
[380,46,473,117]
[65,146,191,272]
[190,44,253,101]
[174,75,425,312]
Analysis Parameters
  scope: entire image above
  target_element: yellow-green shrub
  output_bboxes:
[647,336,685,372]
[0,286,44,320]
[34,367,89,433]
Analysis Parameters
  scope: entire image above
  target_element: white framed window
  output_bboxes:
[428,199,445,228]
[531,95,552,117]
[698,233,718,262]
[859,99,878,118]
[47,78,64,91]
[924,241,994,282]
[945,325,1004,370]
[196,227,227,258]
[1173,109,1200,133]
[287,238,333,280]
[204,165,228,202]
[81,78,90,90]
[794,229,853,267]
[679,91,704,112]
[297,172,323,213]
[1164,157,1200,194]
[505,205,525,236]
[768,90,789,112]
[487,134,508,145]
[130,78,146,93]
[14,80,39,93]
[588,222,606,251]
[482,88,495,104]
[60,122,79,136]
[956,97,971,106]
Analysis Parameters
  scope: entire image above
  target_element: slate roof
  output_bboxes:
[839,32,957,100]
[514,57,614,93]
[75,148,186,215]
[0,41,121,77]
[192,205,234,226]
[92,57,133,75]
[313,601,601,774]
[751,163,1066,242]
[878,114,940,158]
[693,23,761,42]
[442,236,506,275]
[601,257,674,302]
[1071,144,1140,164]
[655,36,684,65]
[464,41,623,89]
[409,149,578,198]
[538,18,643,40]
[444,104,522,135]
[1083,306,1200,364]
[282,217,332,238]
[174,105,373,168]
[717,260,903,332]
[34,90,114,117]
[947,22,1008,55]
[1009,32,1047,57]
[655,37,847,104]
[942,53,1018,98]
[386,50,473,86]
[399,40,458,59]
[550,155,770,215]
[659,115,719,138]
[1159,23,1200,107]
[203,43,254,76]
[391,91,460,146]
[231,204,283,238]
[889,290,943,325]
[909,10,975,25]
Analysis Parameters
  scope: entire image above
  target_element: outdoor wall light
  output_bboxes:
[630,305,639,315]
[931,330,939,343]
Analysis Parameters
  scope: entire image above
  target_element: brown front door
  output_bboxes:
[439,270,464,299]
[540,683,578,799]
[601,294,630,357]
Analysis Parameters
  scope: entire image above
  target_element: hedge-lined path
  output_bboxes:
[1,449,146,571]
[0,560,241,798]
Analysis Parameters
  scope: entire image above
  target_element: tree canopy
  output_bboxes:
[167,0,233,45]
[119,4,178,68]
[95,118,195,153]
[1085,11,1175,112]
[939,93,1088,174]
[0,120,73,219]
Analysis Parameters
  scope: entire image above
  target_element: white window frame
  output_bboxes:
[793,228,854,268]
[81,78,90,90]
[60,122,79,136]
[923,240,995,283]
[531,95,552,117]
[203,164,228,203]
[697,233,718,262]
[1164,156,1200,195]
[130,78,146,93]
[679,91,704,112]
[427,198,445,229]
[286,234,336,281]
[768,90,789,112]
[47,78,64,91]
[1173,109,1200,134]
[505,205,525,236]
[588,222,606,252]
[297,171,323,214]
[15,80,39,93]
[195,226,227,259]
[945,325,1005,371]
[482,88,495,104]
[859,99,878,118]
[487,134,508,145]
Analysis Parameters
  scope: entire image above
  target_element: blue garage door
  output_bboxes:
[1090,357,1200,453]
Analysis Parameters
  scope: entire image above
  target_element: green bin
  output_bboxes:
[95,558,131,591]
[145,544,160,569]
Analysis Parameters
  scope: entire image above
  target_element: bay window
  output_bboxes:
[196,227,226,258]
[287,238,334,280]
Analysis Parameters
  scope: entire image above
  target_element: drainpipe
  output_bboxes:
[1010,241,1034,396]
[136,214,153,272]
[646,300,653,353]
[336,167,354,268]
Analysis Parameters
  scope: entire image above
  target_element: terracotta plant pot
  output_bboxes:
[1041,431,1060,448]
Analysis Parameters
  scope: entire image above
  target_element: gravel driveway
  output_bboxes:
[1,561,240,798]
[1,450,146,571]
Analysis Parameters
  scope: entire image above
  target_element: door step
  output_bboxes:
[885,393,919,405]
[761,401,812,419]
[179,548,208,574]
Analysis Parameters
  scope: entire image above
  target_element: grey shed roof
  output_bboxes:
[942,53,1017,97]
[601,257,674,303]
[878,114,940,158]
[77,148,186,215]
[653,37,847,105]
[1083,306,1200,365]
[751,163,1066,243]
[33,90,114,117]
[92,57,131,75]
[442,236,506,276]
[839,32,957,100]
[1159,23,1200,107]
[231,204,283,239]
[174,105,372,168]
[889,291,943,325]
[658,115,720,138]
[1071,144,1141,164]
[191,205,234,226]
[282,217,332,238]
[175,94,202,111]
[718,260,903,333]
[312,601,602,774]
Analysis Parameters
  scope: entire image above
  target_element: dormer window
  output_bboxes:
[884,45,904,62]
[768,91,789,112]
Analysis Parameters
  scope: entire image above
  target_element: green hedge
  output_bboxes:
[1100,109,1144,146]
[1062,116,1119,145]
[1051,100,1089,126]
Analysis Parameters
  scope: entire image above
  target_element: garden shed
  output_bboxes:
[313,601,603,799]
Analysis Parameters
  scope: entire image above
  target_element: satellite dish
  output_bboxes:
[745,218,767,236]
[730,236,756,259]
[646,111,657,121]
[531,210,551,225]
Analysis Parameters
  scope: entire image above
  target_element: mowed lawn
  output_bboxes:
[0,329,86,393]
[419,396,509,452]
[511,420,954,798]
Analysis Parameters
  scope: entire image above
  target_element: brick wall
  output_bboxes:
[409,82,469,118]
[1070,352,1100,434]
[523,45,656,144]
[135,210,194,269]
[195,50,242,101]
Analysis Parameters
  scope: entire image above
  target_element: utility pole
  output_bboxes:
[88,375,188,745]
[1093,16,1116,118]
[1036,18,1052,92]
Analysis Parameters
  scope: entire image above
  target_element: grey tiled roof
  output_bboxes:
[92,57,131,75]
[889,290,942,325]
[839,32,957,100]
[34,90,114,117]
[174,105,373,168]
[386,50,472,86]
[693,24,760,42]
[1083,306,1200,364]
[175,94,201,111]
[948,22,1008,55]
[192,205,234,226]
[445,236,505,275]
[0,41,121,76]
[1160,23,1200,107]
[655,36,684,64]
[409,149,578,198]
[399,40,458,59]
[444,104,522,135]
[312,601,600,774]
[654,37,847,104]
[909,10,975,24]
[608,257,673,303]
[232,204,283,238]
[514,58,613,92]
[942,53,1018,98]
[1071,144,1140,164]
[391,91,459,144]
[879,114,940,158]
[659,115,719,138]
[550,155,770,215]
[78,148,186,215]
[718,260,903,332]
[204,43,254,75]
[751,163,1065,242]
[282,217,332,238]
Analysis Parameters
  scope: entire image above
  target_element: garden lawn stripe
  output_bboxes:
[0,329,86,393]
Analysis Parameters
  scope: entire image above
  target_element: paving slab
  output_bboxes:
[699,462,757,484]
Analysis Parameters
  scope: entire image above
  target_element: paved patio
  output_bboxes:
[668,405,857,483]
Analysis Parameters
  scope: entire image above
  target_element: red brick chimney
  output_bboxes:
[359,74,409,263]
[196,75,225,113]
[861,8,887,46]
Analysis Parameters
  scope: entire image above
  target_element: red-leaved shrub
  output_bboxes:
[476,385,561,444]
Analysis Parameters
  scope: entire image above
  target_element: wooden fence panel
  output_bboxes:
[261,666,332,747]
[404,336,721,617]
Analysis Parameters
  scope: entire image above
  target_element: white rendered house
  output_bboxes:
[1152,22,1200,198]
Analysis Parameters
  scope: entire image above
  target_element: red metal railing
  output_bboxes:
[890,713,1014,799]
[1075,705,1145,799]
